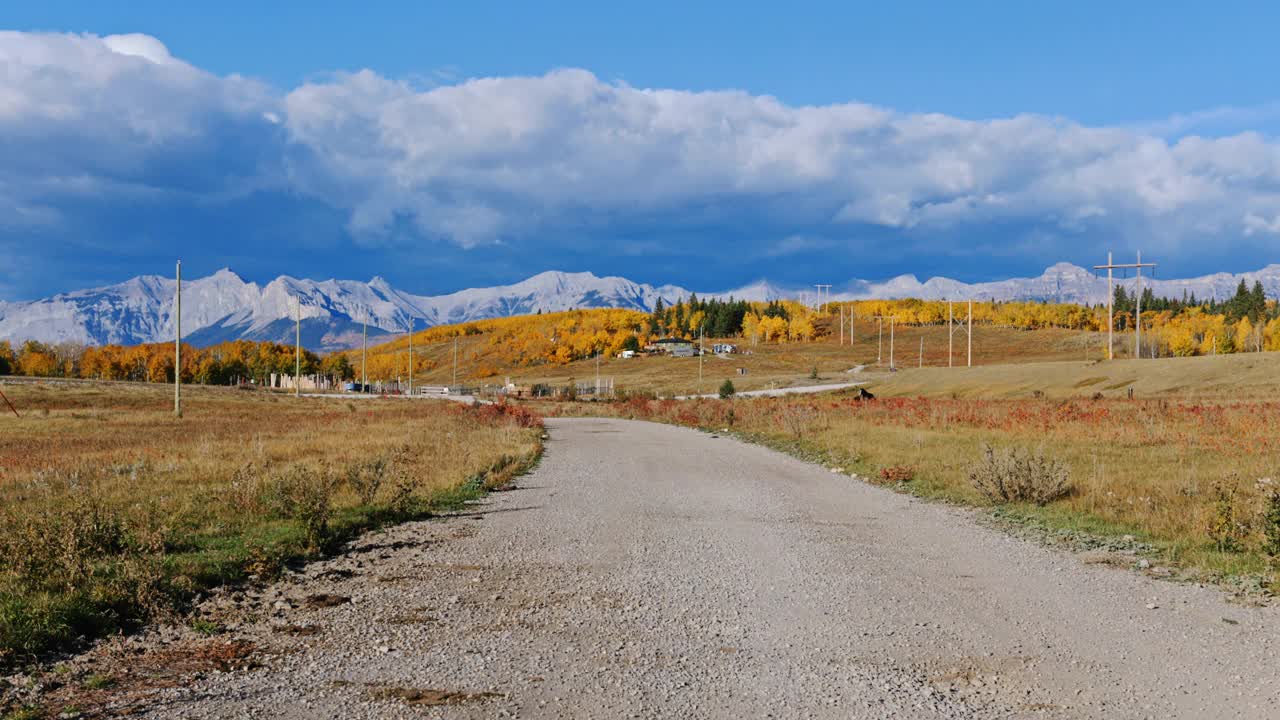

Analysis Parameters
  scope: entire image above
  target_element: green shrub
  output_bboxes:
[345,457,388,506]
[1206,479,1248,553]
[718,379,736,399]
[1259,478,1280,556]
[260,466,338,550]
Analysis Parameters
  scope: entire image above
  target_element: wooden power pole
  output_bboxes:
[408,318,414,397]
[889,317,896,369]
[968,300,973,367]
[1094,251,1156,360]
[361,320,368,391]
[174,260,182,418]
[294,299,301,397]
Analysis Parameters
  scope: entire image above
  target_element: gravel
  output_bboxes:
[139,417,1279,718]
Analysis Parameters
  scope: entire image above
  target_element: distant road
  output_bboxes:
[154,418,1280,718]
[676,380,865,399]
[298,391,487,405]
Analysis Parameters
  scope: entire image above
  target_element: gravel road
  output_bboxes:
[146,418,1279,719]
[675,381,866,399]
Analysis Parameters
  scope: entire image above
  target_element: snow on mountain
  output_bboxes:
[838,262,1280,304]
[3,264,1278,351]
[0,269,702,351]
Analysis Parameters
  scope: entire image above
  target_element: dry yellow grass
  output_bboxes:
[866,350,1280,400]
[0,381,542,664]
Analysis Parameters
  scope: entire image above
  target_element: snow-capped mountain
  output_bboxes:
[0,270,707,351]
[2,264,1278,350]
[839,262,1280,305]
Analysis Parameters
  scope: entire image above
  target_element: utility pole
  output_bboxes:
[890,317,896,370]
[948,300,973,368]
[814,284,832,312]
[918,336,923,368]
[294,298,301,397]
[839,304,844,345]
[174,260,182,418]
[596,349,601,395]
[452,336,458,387]
[408,318,414,397]
[1136,250,1146,360]
[698,326,704,390]
[1094,251,1156,360]
[361,320,368,392]
[877,317,884,364]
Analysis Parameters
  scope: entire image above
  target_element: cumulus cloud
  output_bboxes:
[276,68,1280,251]
[2,30,1280,299]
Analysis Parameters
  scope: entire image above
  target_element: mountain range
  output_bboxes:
[2,263,1278,351]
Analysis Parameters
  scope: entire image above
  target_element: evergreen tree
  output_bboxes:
[1113,285,1133,316]
[650,297,665,335]
[1226,280,1251,321]
[1250,281,1267,321]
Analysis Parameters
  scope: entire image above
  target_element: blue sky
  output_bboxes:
[4,2,1280,299]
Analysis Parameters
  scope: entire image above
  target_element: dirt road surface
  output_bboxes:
[675,381,866,399]
[146,418,1279,719]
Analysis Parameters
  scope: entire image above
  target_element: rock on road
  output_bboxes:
[150,418,1279,719]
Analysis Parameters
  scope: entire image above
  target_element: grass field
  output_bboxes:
[544,356,1280,592]
[0,382,542,666]
[865,350,1280,399]
[390,320,1106,397]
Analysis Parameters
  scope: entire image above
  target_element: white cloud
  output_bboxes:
[274,68,1280,252]
[1244,212,1280,236]
[101,33,176,65]
[4,30,1280,263]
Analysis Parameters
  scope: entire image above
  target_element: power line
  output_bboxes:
[1094,251,1156,360]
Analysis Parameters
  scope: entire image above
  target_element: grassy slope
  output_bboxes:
[370,313,1105,397]
[866,351,1280,400]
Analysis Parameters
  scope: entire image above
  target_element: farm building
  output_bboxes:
[650,337,695,354]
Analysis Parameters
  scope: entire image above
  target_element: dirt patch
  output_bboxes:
[370,685,503,707]
[304,594,351,609]
[7,639,260,718]
[272,624,322,636]
[385,609,440,625]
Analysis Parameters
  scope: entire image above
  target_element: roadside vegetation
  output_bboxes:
[0,383,542,667]
[544,391,1280,593]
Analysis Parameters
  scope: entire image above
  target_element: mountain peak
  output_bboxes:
[7,263,1280,350]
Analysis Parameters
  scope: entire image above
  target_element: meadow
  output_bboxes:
[0,382,542,666]
[544,369,1280,592]
[378,318,1104,397]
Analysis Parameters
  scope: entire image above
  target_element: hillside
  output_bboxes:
[347,295,1280,398]
[353,307,1108,396]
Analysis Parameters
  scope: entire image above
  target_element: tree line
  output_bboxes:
[0,339,346,385]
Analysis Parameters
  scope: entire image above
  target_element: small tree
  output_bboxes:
[718,379,736,399]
